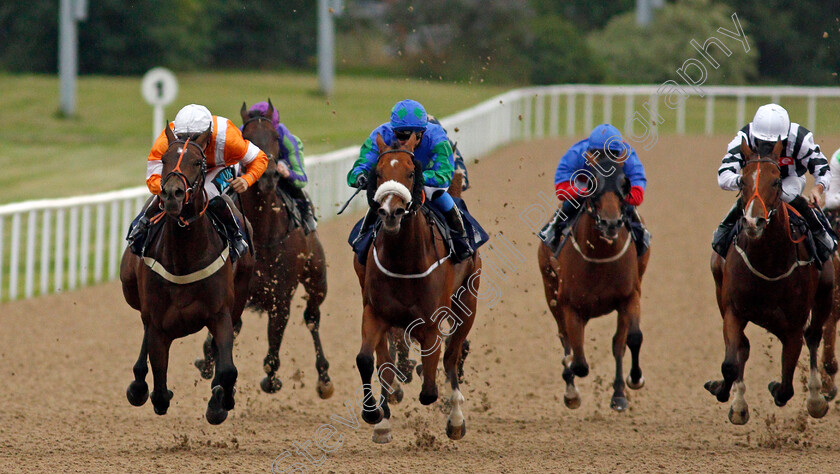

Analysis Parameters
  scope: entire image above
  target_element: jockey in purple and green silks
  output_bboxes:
[348,99,473,260]
[246,101,317,232]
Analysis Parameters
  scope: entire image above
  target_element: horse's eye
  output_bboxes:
[408,172,415,180]
[193,160,202,167]
[773,179,782,188]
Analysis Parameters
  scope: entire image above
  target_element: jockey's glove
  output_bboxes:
[355,174,368,189]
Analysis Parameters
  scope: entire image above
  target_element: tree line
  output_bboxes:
[1,0,836,85]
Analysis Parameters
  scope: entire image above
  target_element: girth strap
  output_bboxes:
[143,247,230,284]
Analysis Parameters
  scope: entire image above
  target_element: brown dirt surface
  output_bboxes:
[3,135,840,473]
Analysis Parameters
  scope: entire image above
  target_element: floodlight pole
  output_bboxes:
[59,0,86,117]
[318,0,335,96]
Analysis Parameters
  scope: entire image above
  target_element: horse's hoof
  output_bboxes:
[704,380,729,402]
[206,386,228,425]
[768,381,787,407]
[570,361,589,378]
[361,406,384,425]
[260,376,282,394]
[400,360,416,384]
[563,394,581,409]
[151,389,173,415]
[317,380,334,400]
[372,419,392,444]
[825,386,838,402]
[610,396,628,412]
[446,419,467,440]
[626,375,645,390]
[728,405,750,425]
[808,396,829,419]
[388,385,404,404]
[126,380,149,407]
[419,391,438,406]
[194,358,214,380]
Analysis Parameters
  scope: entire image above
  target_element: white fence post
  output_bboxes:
[566,91,576,137]
[705,95,715,135]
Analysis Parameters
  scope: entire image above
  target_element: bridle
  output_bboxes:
[159,137,209,227]
[584,164,629,237]
[376,148,423,212]
[741,157,782,224]
[242,115,279,164]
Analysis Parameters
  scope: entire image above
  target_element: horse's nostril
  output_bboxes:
[395,208,406,216]
[377,208,387,217]
[174,189,185,199]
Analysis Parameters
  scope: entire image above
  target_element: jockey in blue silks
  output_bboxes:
[539,123,650,255]
[347,99,473,260]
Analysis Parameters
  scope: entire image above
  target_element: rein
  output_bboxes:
[734,158,813,280]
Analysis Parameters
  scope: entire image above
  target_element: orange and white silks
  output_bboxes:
[145,116,268,195]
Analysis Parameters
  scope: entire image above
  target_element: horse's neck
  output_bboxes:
[739,203,800,261]
[241,187,289,241]
[574,212,629,257]
[377,210,439,268]
[157,209,222,272]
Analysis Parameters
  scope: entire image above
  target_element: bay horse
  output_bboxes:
[353,134,480,443]
[193,100,333,399]
[120,126,254,424]
[538,151,649,412]
[707,138,834,424]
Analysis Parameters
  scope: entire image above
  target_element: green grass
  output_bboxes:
[0,71,507,204]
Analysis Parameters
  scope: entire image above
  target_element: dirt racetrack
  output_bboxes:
[3,135,840,473]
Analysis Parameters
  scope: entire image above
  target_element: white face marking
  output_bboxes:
[390,159,398,167]
[381,195,394,214]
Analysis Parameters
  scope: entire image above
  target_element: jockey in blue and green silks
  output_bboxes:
[347,99,472,260]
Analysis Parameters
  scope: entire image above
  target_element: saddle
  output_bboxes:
[349,197,489,266]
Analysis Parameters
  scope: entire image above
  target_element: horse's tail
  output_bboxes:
[448,171,464,199]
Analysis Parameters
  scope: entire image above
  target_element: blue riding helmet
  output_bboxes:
[588,123,627,156]
[390,99,428,131]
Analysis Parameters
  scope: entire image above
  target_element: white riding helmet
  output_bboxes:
[173,104,212,135]
[751,103,790,142]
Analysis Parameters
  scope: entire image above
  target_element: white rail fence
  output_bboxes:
[2,84,840,301]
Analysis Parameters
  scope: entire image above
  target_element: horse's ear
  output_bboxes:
[375,133,387,153]
[240,102,249,124]
[267,98,275,118]
[772,138,783,158]
[164,122,176,144]
[194,129,211,149]
[739,137,752,159]
[405,132,419,150]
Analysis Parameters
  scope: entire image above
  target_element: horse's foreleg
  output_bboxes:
[147,327,173,416]
[769,332,803,408]
[728,333,750,425]
[419,331,443,406]
[371,337,398,444]
[126,325,150,407]
[261,297,291,394]
[556,318,580,409]
[357,305,388,426]
[302,250,333,400]
[704,310,744,405]
[206,313,238,425]
[443,293,476,441]
[562,306,589,378]
[610,305,630,412]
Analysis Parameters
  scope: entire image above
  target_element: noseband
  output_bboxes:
[160,137,208,226]
[376,148,420,212]
[584,169,628,236]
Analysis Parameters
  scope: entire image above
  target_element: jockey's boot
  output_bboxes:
[444,207,474,261]
[625,205,651,256]
[126,195,160,255]
[712,200,743,258]
[208,195,250,260]
[351,207,377,247]
[296,198,317,235]
[790,195,837,264]
[538,201,580,250]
